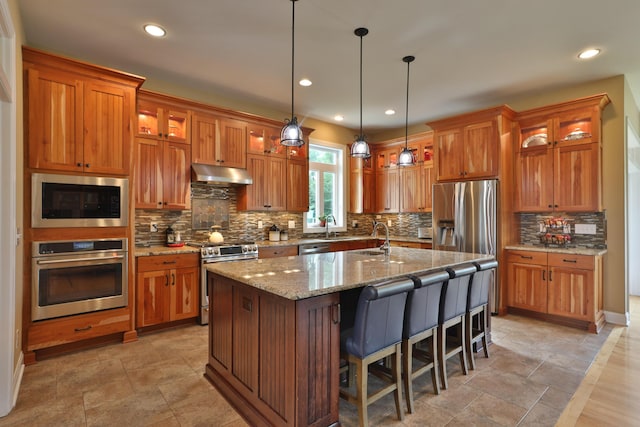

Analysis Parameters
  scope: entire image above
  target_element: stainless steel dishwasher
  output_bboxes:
[298,242,331,254]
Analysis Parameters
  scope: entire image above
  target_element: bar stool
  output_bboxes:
[466,259,498,370]
[402,270,450,413]
[340,278,414,427]
[438,263,477,390]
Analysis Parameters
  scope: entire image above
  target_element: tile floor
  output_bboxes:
[0,314,614,427]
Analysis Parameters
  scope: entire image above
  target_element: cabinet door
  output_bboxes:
[547,266,594,321]
[170,266,200,321]
[191,112,219,165]
[162,142,191,210]
[241,154,269,210]
[136,270,170,328]
[553,142,600,212]
[218,118,247,168]
[422,164,434,212]
[163,108,190,144]
[83,80,133,175]
[134,138,163,209]
[400,165,422,212]
[363,171,376,213]
[287,158,309,212]
[515,146,554,212]
[268,156,287,211]
[27,67,83,171]
[233,285,259,392]
[210,274,233,368]
[463,120,498,179]
[435,129,464,181]
[507,261,548,313]
[375,169,399,213]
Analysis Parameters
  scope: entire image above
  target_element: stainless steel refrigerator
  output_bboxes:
[432,179,498,312]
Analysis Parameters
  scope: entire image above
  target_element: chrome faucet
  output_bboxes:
[325,214,336,239]
[372,220,391,256]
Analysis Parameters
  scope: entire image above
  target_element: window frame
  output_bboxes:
[303,139,347,234]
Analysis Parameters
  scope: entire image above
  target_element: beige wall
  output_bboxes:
[9,0,24,371]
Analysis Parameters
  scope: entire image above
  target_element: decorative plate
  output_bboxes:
[522,133,548,148]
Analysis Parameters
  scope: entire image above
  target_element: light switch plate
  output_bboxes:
[288,220,295,229]
[575,223,597,234]
[387,220,392,227]
[257,220,263,229]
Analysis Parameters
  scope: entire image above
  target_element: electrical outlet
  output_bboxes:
[387,220,392,227]
[352,220,358,228]
[150,222,158,232]
[376,215,382,220]
[288,220,295,229]
[257,220,263,229]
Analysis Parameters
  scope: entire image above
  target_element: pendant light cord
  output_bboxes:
[359,32,363,137]
[290,0,296,119]
[405,57,410,147]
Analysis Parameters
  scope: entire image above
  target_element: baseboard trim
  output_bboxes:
[604,310,629,326]
[12,352,23,409]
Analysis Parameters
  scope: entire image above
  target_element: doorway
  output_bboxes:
[628,119,640,296]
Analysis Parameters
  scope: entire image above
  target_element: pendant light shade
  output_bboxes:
[281,0,304,147]
[350,27,371,159]
[398,55,416,166]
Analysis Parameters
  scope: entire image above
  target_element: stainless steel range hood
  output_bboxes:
[191,164,253,185]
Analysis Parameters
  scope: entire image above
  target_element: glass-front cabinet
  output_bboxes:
[137,97,190,144]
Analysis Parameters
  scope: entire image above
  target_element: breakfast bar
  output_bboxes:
[204,248,493,427]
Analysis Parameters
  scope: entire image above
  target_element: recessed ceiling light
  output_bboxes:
[334,115,344,122]
[299,78,312,87]
[578,48,600,59]
[144,24,166,37]
[385,109,396,115]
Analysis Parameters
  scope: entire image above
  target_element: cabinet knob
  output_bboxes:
[85,163,90,168]
[163,201,168,205]
[158,202,163,206]
[460,172,464,176]
[548,204,553,208]
[77,162,82,167]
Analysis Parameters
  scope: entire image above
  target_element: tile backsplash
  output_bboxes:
[135,185,432,245]
[518,212,607,248]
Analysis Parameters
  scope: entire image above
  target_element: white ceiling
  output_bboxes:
[17,0,640,133]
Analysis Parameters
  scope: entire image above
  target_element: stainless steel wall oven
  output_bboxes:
[31,173,129,228]
[32,238,128,321]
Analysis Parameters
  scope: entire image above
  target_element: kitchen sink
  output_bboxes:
[353,250,387,256]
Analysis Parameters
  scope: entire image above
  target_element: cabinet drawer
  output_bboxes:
[137,253,199,272]
[548,253,593,270]
[259,245,298,259]
[27,307,130,351]
[506,250,547,265]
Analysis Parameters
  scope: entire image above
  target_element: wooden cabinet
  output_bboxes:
[287,157,309,212]
[258,245,298,259]
[238,154,287,211]
[192,112,247,168]
[24,47,142,175]
[389,240,432,249]
[506,249,604,333]
[137,94,190,144]
[328,239,377,252]
[514,95,610,212]
[349,155,375,214]
[375,168,399,213]
[428,106,515,182]
[136,253,200,328]
[134,138,191,210]
[207,273,340,426]
[248,124,287,157]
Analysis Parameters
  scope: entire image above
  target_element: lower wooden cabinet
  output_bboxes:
[506,249,604,332]
[259,245,298,259]
[207,273,340,426]
[136,253,200,328]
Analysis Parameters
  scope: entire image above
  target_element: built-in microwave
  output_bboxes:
[31,173,129,228]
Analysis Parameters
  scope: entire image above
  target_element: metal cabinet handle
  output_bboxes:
[562,259,578,263]
[74,325,92,332]
[549,270,553,281]
[172,273,176,286]
[163,260,177,264]
[521,255,533,260]
[542,270,546,281]
[165,274,169,286]
[332,303,341,324]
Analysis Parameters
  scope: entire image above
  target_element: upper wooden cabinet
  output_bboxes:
[248,124,286,158]
[349,154,375,214]
[514,94,610,212]
[399,132,434,213]
[192,112,247,168]
[427,106,515,182]
[238,153,287,211]
[287,157,309,212]
[137,93,190,144]
[24,47,143,175]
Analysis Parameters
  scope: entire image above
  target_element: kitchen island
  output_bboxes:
[204,248,493,427]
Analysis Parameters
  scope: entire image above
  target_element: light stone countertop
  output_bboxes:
[134,245,200,257]
[505,244,607,256]
[205,247,493,300]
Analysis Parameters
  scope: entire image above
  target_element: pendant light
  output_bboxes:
[350,27,371,159]
[281,0,304,147]
[397,55,416,166]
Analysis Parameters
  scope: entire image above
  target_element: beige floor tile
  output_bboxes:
[517,401,562,426]
[84,389,174,427]
[466,369,547,410]
[458,392,527,426]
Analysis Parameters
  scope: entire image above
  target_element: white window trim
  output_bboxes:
[303,139,347,234]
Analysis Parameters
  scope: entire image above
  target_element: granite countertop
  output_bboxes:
[205,247,492,300]
[505,244,607,256]
[135,245,200,256]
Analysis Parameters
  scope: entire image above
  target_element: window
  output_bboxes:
[304,141,346,233]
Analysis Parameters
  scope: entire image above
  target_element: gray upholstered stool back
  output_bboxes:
[441,264,477,324]
[468,259,498,311]
[344,278,414,359]
[404,270,450,339]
